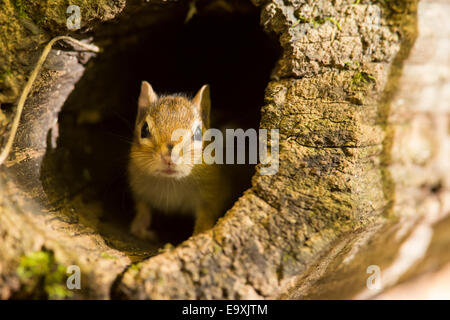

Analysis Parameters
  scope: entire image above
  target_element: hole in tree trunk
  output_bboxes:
[39,5,280,255]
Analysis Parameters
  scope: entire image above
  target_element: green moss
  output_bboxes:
[129,262,143,272]
[16,250,73,299]
[282,252,295,263]
[0,0,123,103]
[12,0,119,33]
[213,244,222,255]
[100,252,118,260]
[350,71,376,90]
[14,0,30,19]
[291,13,341,30]
[0,68,12,84]
[344,60,360,69]
[290,15,307,29]
[13,0,43,28]
[325,17,341,31]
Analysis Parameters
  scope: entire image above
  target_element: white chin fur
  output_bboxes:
[151,167,192,179]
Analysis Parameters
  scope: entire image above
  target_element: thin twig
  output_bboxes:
[0,36,99,166]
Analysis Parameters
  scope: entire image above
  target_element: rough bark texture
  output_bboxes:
[0,0,449,299]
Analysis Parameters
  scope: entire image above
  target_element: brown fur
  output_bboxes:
[128,82,229,240]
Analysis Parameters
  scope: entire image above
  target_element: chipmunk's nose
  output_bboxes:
[161,143,179,167]
[161,154,174,166]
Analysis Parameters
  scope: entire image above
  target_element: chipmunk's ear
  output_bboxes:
[137,81,157,122]
[193,84,211,128]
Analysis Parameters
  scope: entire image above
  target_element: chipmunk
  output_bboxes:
[128,81,229,240]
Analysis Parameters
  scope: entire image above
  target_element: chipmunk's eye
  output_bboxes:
[193,125,202,141]
[141,122,150,139]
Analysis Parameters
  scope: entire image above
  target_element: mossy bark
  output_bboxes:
[1,0,449,299]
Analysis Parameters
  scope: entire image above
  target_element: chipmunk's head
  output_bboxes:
[130,81,210,179]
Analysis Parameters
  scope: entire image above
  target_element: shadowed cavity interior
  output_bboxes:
[40,7,279,254]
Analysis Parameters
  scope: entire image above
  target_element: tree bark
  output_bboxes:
[0,0,449,299]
